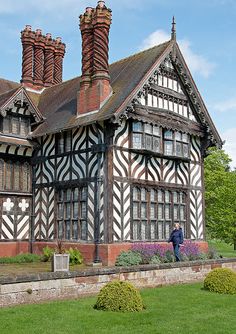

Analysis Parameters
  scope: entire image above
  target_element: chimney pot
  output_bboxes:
[97,1,105,8]
[25,25,32,31]
[86,7,93,13]
[56,37,62,43]
[36,29,42,35]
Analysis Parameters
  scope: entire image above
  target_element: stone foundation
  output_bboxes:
[0,258,236,308]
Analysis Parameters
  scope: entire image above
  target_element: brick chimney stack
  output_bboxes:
[21,25,35,86]
[34,29,45,87]
[21,26,66,91]
[54,37,66,85]
[44,33,55,87]
[78,1,112,115]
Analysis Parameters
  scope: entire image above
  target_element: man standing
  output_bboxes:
[168,223,184,262]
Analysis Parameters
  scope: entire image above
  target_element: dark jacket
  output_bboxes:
[168,228,183,245]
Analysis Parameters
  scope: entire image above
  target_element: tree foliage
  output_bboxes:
[204,148,236,249]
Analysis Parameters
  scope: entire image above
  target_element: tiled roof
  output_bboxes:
[0,78,20,96]
[32,41,172,137]
[0,41,222,146]
[0,87,20,109]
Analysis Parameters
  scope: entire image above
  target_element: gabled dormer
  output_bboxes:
[0,87,43,156]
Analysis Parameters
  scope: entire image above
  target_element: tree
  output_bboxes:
[204,148,236,250]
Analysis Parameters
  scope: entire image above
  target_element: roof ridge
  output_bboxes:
[109,40,171,66]
[0,77,19,84]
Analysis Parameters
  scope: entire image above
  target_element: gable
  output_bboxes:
[0,87,43,123]
[114,43,222,148]
[135,56,198,123]
[0,87,42,155]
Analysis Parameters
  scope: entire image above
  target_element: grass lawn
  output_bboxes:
[208,239,236,258]
[0,262,87,277]
[0,283,236,334]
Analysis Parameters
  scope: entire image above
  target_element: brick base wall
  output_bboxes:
[0,240,209,265]
[0,242,29,257]
[0,258,236,308]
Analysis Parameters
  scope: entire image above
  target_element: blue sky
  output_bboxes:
[0,0,236,167]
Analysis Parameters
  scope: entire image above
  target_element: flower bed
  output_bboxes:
[116,241,219,266]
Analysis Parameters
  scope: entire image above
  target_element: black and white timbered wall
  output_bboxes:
[33,123,105,243]
[0,91,35,242]
[0,57,206,246]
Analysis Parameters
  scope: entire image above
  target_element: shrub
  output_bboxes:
[41,246,54,262]
[204,268,236,294]
[198,253,208,260]
[94,280,144,312]
[115,250,142,266]
[207,247,220,259]
[0,253,41,264]
[162,250,175,263]
[66,248,83,265]
[150,255,161,264]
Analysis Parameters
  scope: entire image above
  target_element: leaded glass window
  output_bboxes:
[132,121,161,153]
[132,187,186,241]
[57,187,88,241]
[2,115,30,137]
[163,130,189,158]
[56,130,72,154]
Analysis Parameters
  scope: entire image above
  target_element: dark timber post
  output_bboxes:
[30,163,36,253]
[93,127,106,263]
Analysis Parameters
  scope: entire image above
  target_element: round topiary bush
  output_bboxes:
[204,268,236,294]
[94,280,144,312]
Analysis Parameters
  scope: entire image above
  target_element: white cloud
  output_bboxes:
[212,98,236,113]
[222,128,236,170]
[139,29,216,78]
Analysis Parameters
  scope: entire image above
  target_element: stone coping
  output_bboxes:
[1,258,236,285]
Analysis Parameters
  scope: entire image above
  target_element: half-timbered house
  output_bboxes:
[0,1,222,264]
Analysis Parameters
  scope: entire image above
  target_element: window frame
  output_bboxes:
[131,121,161,153]
[0,160,31,192]
[163,130,190,158]
[132,186,187,241]
[2,114,30,137]
[56,187,88,241]
[56,130,72,154]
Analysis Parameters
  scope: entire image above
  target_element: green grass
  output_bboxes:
[1,283,236,334]
[208,239,236,258]
[0,262,86,277]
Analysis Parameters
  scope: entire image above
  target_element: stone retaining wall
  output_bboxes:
[1,258,236,308]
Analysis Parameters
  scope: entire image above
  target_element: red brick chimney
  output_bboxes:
[44,33,55,87]
[78,1,112,115]
[21,25,35,86]
[33,29,45,87]
[54,37,66,85]
[21,26,66,91]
